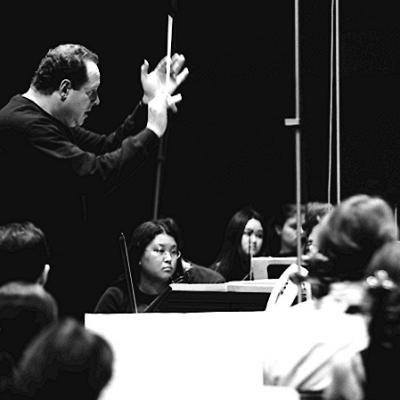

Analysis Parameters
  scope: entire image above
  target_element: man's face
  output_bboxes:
[62,60,101,127]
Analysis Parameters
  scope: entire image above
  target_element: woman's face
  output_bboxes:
[277,215,304,254]
[241,218,264,256]
[140,233,179,283]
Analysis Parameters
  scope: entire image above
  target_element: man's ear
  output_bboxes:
[37,264,50,286]
[274,225,282,236]
[59,79,72,101]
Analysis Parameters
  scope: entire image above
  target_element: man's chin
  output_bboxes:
[75,118,86,128]
[77,114,89,126]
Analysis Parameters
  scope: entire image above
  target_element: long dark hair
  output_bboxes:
[210,206,266,281]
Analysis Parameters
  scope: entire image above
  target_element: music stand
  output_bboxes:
[144,282,274,313]
[251,257,298,280]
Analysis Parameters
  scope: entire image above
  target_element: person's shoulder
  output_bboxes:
[0,95,58,133]
[209,260,221,271]
[0,95,22,124]
[94,285,126,313]
[183,260,226,283]
[0,94,20,110]
[0,95,35,116]
[99,286,125,304]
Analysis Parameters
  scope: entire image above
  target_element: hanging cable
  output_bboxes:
[335,0,341,204]
[327,0,335,205]
[284,0,303,304]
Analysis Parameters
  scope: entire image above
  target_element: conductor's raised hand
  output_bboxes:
[146,91,183,138]
[141,53,189,110]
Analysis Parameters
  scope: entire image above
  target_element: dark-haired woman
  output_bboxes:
[209,206,266,281]
[95,218,224,313]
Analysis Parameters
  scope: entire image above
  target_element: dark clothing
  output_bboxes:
[0,95,159,318]
[211,259,250,282]
[181,262,226,284]
[94,280,158,313]
[94,263,225,313]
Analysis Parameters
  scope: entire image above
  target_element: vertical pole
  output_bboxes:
[335,0,341,204]
[294,0,303,304]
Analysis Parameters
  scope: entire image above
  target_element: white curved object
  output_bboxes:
[265,264,312,311]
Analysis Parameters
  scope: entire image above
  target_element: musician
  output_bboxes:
[0,43,188,318]
[94,217,225,313]
[210,206,267,281]
[302,201,333,254]
[14,318,113,400]
[265,203,306,256]
[0,282,58,394]
[0,221,50,286]
[263,194,398,393]
[326,241,400,400]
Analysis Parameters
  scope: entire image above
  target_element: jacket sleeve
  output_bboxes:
[29,119,159,195]
[69,101,147,154]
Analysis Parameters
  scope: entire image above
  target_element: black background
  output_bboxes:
[2,1,400,305]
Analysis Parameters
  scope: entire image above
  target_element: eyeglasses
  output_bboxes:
[84,87,99,103]
[151,248,181,259]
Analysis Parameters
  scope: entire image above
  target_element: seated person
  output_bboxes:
[0,282,58,394]
[302,201,333,254]
[210,206,267,281]
[325,241,400,400]
[94,217,224,313]
[255,203,306,279]
[265,203,305,257]
[0,221,50,287]
[13,318,113,400]
[262,194,398,393]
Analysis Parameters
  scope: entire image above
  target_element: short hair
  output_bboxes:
[308,194,398,297]
[0,282,58,378]
[128,217,184,285]
[31,43,99,94]
[0,222,49,286]
[15,318,113,400]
